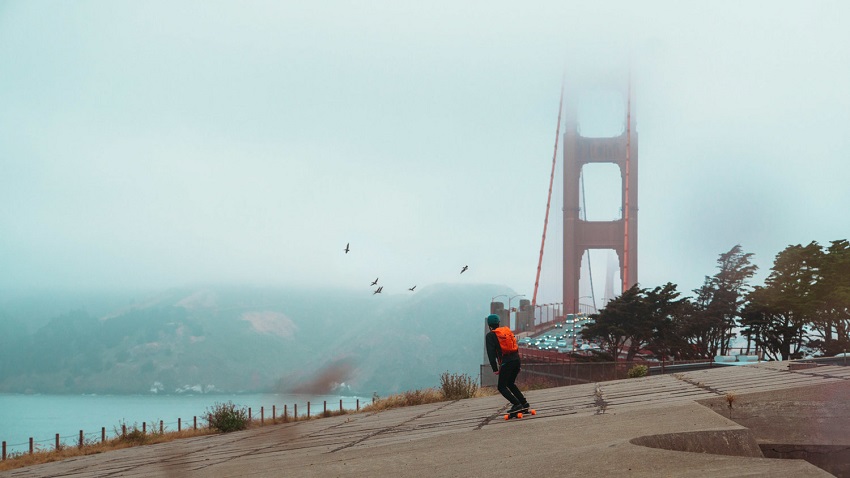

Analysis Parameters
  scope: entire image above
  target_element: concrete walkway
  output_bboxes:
[3,361,848,477]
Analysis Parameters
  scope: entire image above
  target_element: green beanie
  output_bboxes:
[486,314,500,327]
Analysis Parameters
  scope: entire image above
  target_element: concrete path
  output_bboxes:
[3,361,848,477]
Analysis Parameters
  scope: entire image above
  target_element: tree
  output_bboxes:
[668,298,711,359]
[582,282,686,362]
[582,284,644,361]
[691,245,758,356]
[687,278,724,358]
[741,242,820,360]
[809,239,850,355]
[642,283,688,360]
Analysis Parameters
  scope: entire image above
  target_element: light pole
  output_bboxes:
[490,295,508,315]
[579,296,595,315]
[508,294,525,330]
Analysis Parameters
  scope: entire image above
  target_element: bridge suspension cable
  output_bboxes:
[580,172,598,313]
[531,77,565,309]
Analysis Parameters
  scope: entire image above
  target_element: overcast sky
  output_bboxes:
[1,1,848,302]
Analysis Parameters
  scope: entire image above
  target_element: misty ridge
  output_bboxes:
[0,284,510,396]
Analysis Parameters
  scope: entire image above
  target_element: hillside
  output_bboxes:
[0,284,514,395]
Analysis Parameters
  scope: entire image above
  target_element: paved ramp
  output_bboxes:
[3,362,845,477]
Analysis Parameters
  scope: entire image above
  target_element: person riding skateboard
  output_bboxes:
[485,313,529,415]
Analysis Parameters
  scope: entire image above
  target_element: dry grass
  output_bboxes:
[517,375,560,391]
[475,387,500,397]
[362,388,445,412]
[363,386,500,413]
[0,428,213,472]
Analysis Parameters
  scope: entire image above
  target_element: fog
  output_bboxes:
[1,1,848,300]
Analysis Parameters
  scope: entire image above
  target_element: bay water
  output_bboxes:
[0,392,367,455]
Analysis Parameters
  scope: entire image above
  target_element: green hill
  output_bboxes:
[0,284,515,395]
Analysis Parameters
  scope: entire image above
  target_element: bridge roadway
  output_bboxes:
[3,361,848,477]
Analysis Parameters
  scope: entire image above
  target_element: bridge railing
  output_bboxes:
[512,348,717,387]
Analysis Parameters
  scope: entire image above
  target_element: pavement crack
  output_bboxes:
[791,370,850,381]
[327,401,457,453]
[474,404,511,430]
[673,373,725,396]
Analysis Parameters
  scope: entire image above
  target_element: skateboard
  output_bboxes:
[504,407,537,420]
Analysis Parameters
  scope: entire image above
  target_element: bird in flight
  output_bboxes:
[460,265,468,274]
[344,242,350,254]
[373,286,383,295]
[408,285,416,291]
[371,277,379,286]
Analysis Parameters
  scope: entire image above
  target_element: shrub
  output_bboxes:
[440,372,478,400]
[113,421,149,445]
[627,364,648,378]
[206,401,249,433]
[725,392,737,418]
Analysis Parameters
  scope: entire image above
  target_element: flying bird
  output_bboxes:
[371,277,379,286]
[460,265,468,274]
[344,242,350,254]
[373,286,383,295]
[408,286,416,291]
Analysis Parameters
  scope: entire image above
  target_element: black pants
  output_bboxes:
[497,360,526,407]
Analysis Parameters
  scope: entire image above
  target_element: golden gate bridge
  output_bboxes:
[491,73,638,338]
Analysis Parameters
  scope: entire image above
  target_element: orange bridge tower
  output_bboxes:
[562,85,638,313]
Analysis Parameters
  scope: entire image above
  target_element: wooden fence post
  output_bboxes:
[2,441,5,460]
[248,408,252,421]
[323,401,327,415]
[307,402,311,418]
[55,433,59,450]
[261,407,264,425]
[122,424,127,437]
[273,405,276,423]
[79,430,83,448]
[29,437,33,454]
[160,421,164,434]
[102,427,106,443]
[194,416,197,430]
[142,422,146,435]
[178,418,182,432]
[356,399,360,411]
[340,399,343,412]
[294,404,297,420]
[284,404,288,422]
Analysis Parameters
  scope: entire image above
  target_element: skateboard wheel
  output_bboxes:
[530,409,537,415]
[517,413,523,419]
[504,414,509,420]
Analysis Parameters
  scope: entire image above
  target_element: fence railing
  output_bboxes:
[510,347,722,386]
[1,398,364,461]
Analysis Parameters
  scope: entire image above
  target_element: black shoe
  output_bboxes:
[508,403,522,413]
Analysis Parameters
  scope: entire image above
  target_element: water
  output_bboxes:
[0,393,367,455]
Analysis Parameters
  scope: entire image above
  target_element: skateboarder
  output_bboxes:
[485,314,529,416]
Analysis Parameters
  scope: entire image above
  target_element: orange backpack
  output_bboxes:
[493,326,518,354]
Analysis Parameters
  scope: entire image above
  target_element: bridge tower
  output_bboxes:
[562,85,637,314]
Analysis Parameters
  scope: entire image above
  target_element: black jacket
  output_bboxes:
[486,330,520,372]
